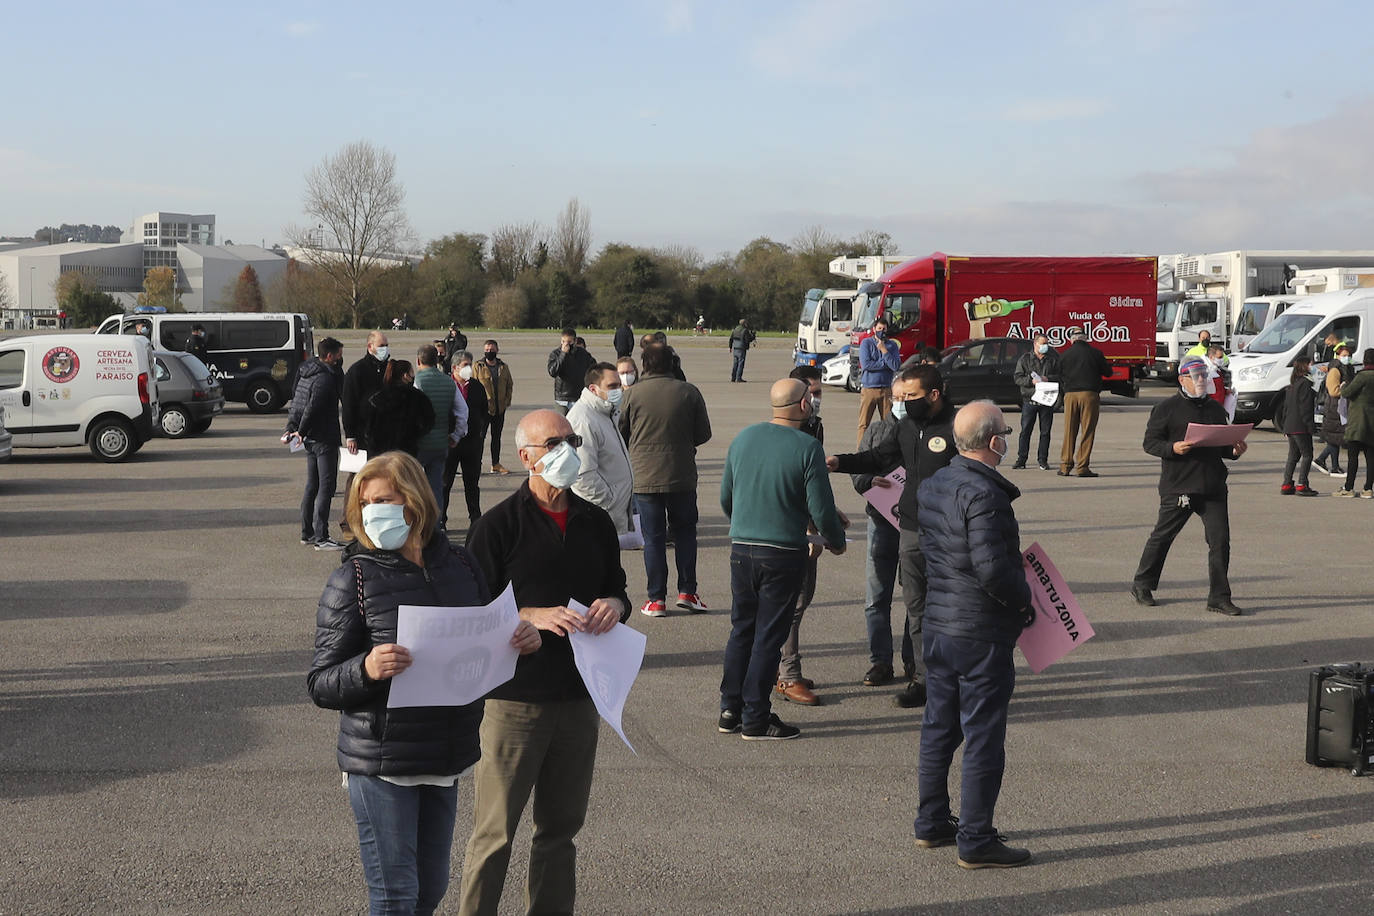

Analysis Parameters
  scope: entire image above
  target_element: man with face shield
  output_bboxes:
[1131,356,1248,616]
[828,364,958,708]
[458,409,631,915]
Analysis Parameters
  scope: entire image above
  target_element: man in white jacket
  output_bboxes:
[566,361,636,537]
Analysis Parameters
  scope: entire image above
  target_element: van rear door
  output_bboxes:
[0,342,34,444]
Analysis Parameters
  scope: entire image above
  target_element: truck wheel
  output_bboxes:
[246,381,283,413]
[160,405,190,438]
[89,417,136,462]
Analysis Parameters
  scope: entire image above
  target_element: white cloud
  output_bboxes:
[664,0,693,33]
[284,21,320,37]
[1003,97,1112,122]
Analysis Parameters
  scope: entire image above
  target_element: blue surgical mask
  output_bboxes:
[606,387,624,407]
[890,400,907,421]
[362,503,410,551]
[1037,344,1049,355]
[531,441,581,489]
[373,346,390,362]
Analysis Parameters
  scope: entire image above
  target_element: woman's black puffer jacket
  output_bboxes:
[366,384,435,457]
[307,534,489,777]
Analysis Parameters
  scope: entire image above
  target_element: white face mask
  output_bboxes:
[530,440,581,490]
[373,345,390,362]
[619,372,636,387]
[809,394,821,416]
[457,365,474,380]
[989,434,1008,464]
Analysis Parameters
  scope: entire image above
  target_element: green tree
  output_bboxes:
[138,266,182,311]
[586,244,679,329]
[54,270,118,328]
[232,264,265,312]
[733,237,795,330]
[413,233,490,328]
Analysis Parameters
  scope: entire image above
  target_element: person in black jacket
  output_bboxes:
[365,359,435,458]
[307,452,539,916]
[548,327,597,414]
[613,320,635,359]
[1131,356,1248,616]
[285,337,345,549]
[340,331,391,534]
[1010,335,1061,470]
[1277,358,1318,496]
[442,351,490,528]
[1056,328,1112,477]
[914,400,1034,869]
[640,331,688,381]
[828,364,956,708]
[184,323,209,363]
[457,409,630,916]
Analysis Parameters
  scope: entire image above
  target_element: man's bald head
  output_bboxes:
[515,409,572,451]
[954,400,1009,457]
[770,378,807,409]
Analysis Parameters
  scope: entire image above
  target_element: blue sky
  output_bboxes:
[4,0,1374,259]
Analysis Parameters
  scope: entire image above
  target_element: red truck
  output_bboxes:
[846,253,1157,397]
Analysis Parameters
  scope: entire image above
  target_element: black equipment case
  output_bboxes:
[1305,663,1374,776]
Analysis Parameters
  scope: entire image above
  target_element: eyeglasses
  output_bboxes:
[532,434,583,451]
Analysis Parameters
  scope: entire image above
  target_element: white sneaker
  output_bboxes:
[1334,488,1355,498]
[1361,490,1374,500]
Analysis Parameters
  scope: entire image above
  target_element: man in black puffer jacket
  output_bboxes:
[913,400,1033,870]
[286,337,344,548]
[829,363,956,708]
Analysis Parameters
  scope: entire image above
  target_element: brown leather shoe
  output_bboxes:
[776,679,821,706]
[491,462,510,475]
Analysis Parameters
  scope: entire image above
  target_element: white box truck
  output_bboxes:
[794,255,906,368]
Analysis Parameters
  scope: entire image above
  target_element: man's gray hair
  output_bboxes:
[953,400,1004,451]
[453,350,473,364]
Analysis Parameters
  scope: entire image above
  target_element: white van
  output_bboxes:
[1232,295,1305,352]
[0,333,159,461]
[1230,288,1373,425]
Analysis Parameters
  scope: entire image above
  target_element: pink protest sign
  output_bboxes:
[861,468,906,529]
[1017,542,1095,673]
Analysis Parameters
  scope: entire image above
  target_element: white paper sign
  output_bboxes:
[387,584,520,708]
[567,599,646,753]
[1031,381,1060,407]
[339,447,369,474]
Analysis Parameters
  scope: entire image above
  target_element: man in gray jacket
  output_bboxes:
[619,343,712,616]
[566,362,635,536]
[1010,335,1060,470]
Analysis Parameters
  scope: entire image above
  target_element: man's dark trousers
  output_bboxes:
[915,632,1015,855]
[898,528,928,678]
[1133,494,1232,604]
[731,347,747,382]
[1017,400,1054,466]
[301,440,339,543]
[721,544,807,730]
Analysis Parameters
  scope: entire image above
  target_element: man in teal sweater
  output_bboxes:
[414,344,464,524]
[718,378,847,740]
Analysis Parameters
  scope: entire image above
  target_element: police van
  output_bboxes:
[0,333,159,461]
[96,311,313,412]
[1231,287,1374,425]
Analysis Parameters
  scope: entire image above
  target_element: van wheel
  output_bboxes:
[246,381,282,413]
[89,417,136,462]
[160,405,190,438]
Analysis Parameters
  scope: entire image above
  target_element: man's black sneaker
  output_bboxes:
[863,663,894,686]
[1207,599,1243,616]
[740,713,800,740]
[1131,585,1156,607]
[717,710,741,734]
[914,816,959,849]
[1037,462,1050,470]
[1077,470,1100,478]
[894,679,927,709]
[1010,461,1026,470]
[958,839,1032,869]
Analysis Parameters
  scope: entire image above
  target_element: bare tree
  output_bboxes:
[551,198,592,275]
[848,229,900,255]
[286,140,413,329]
[791,224,841,259]
[0,268,13,313]
[489,221,546,283]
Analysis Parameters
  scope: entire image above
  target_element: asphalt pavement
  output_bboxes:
[2,330,1372,915]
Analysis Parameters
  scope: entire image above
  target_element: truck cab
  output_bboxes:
[794,288,857,367]
[1232,295,1303,352]
[1154,294,1225,376]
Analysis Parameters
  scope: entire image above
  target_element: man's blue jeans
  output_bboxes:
[634,490,698,600]
[915,632,1016,855]
[721,544,808,729]
[301,440,339,543]
[863,517,912,670]
[347,773,460,916]
[731,348,747,381]
[417,447,447,527]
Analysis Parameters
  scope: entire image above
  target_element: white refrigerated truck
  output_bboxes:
[794,255,906,367]
[1154,250,1374,374]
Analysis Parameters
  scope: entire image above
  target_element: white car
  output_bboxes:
[0,405,11,462]
[821,352,851,389]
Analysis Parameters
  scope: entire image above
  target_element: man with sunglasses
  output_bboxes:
[459,409,630,915]
[912,400,1035,868]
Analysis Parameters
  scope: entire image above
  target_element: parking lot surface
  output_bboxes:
[2,331,1372,914]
